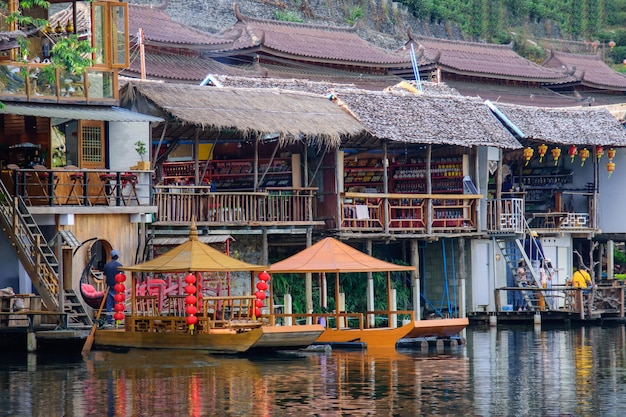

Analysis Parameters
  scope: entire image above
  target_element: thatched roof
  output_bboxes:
[494,103,626,146]
[120,82,366,148]
[333,88,521,149]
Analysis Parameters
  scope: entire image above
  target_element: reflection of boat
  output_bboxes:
[269,238,468,350]
[93,221,323,354]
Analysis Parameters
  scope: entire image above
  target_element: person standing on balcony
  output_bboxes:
[523,231,544,284]
[103,250,122,325]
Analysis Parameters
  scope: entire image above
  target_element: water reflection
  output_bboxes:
[3,326,626,416]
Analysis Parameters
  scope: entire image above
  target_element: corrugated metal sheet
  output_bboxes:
[151,235,233,246]
[0,103,163,122]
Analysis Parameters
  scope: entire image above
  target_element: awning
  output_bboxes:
[151,234,234,246]
[0,103,163,122]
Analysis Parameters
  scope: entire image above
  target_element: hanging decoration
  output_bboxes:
[569,145,578,163]
[184,273,198,334]
[113,273,126,326]
[580,148,590,166]
[523,147,534,166]
[254,271,271,319]
[538,144,548,163]
[551,147,561,166]
[596,146,604,161]
[607,161,616,178]
[608,148,616,161]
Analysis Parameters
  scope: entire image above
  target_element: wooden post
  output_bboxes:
[366,239,374,328]
[284,293,293,326]
[305,229,312,325]
[411,239,420,321]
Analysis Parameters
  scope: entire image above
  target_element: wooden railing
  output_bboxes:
[153,186,318,225]
[340,192,482,234]
[4,167,151,207]
[486,198,525,233]
[0,63,117,104]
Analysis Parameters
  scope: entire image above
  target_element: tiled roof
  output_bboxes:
[122,52,251,82]
[129,5,228,48]
[210,4,409,68]
[543,50,626,90]
[399,34,574,83]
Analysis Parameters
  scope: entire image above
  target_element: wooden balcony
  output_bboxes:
[3,166,151,208]
[0,62,118,105]
[340,192,482,235]
[152,186,321,227]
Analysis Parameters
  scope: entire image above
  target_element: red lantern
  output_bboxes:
[608,148,616,161]
[256,281,269,291]
[114,293,125,303]
[255,291,266,300]
[185,295,197,305]
[114,283,125,293]
[115,272,126,283]
[187,315,198,325]
[538,144,548,163]
[258,271,271,282]
[114,303,125,312]
[185,305,198,315]
[608,161,616,178]
[113,312,124,321]
[255,307,262,318]
[551,147,561,166]
[569,145,578,163]
[523,147,534,166]
[185,284,197,295]
[609,40,616,50]
[184,273,196,285]
[580,148,590,166]
[596,146,604,161]
[255,299,264,308]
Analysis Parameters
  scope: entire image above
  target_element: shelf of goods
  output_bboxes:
[161,158,292,189]
[343,158,384,192]
[516,167,572,212]
[391,158,464,193]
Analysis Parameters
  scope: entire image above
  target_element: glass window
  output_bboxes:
[111,4,129,67]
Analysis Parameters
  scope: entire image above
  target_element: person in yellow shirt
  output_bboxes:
[572,267,592,288]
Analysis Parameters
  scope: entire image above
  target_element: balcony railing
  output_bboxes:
[153,186,319,226]
[340,192,482,234]
[3,167,151,207]
[0,62,117,104]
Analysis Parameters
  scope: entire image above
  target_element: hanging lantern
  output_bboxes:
[185,275,198,334]
[256,281,269,292]
[608,148,616,161]
[523,147,534,166]
[551,147,561,166]
[609,40,616,50]
[607,161,616,178]
[596,146,604,161]
[569,145,578,163]
[113,273,126,326]
[258,271,271,282]
[580,148,590,166]
[538,144,548,163]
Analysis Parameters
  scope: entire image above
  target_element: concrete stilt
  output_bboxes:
[534,313,541,325]
[489,314,498,326]
[26,331,36,353]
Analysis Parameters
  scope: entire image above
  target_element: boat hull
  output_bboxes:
[315,321,415,349]
[250,324,325,350]
[94,327,264,354]
[403,317,469,339]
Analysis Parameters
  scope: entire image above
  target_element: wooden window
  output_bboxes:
[91,2,129,69]
[79,120,105,169]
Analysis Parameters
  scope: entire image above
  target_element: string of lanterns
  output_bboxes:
[185,273,198,334]
[113,272,126,326]
[254,271,271,319]
[523,144,616,177]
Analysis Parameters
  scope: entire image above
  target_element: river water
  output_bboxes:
[1,325,626,417]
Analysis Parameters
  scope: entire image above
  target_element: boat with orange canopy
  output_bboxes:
[268,237,468,349]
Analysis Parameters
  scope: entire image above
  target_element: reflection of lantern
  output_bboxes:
[523,147,534,166]
[580,148,590,166]
[608,148,616,161]
[569,145,578,163]
[608,162,616,178]
[538,144,548,163]
[551,147,561,166]
[596,146,604,161]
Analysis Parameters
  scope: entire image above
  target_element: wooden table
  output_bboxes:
[533,212,568,228]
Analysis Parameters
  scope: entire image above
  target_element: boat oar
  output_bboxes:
[81,287,109,356]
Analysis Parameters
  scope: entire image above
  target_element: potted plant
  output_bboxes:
[134,140,150,170]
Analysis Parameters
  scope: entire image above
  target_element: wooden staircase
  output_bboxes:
[0,181,92,327]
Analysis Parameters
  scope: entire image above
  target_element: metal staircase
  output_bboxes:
[494,218,549,310]
[0,180,92,327]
